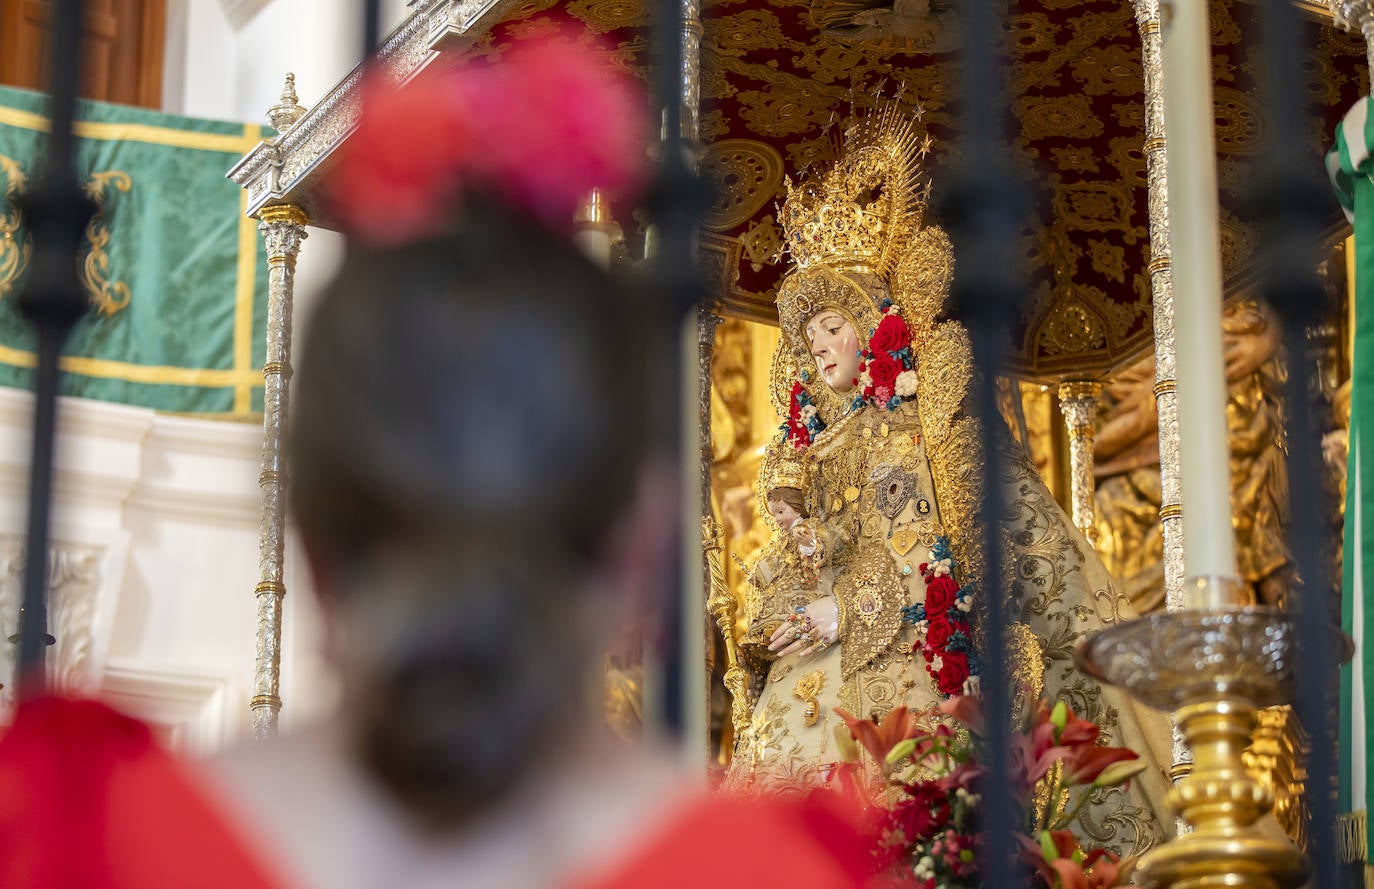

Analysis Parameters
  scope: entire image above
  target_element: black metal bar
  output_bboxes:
[363,0,382,62]
[939,0,1023,883]
[14,0,96,692]
[1252,0,1340,885]
[650,0,707,740]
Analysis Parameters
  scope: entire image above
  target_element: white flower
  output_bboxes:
[931,654,944,670]
[858,369,873,390]
[963,675,982,697]
[914,620,929,632]
[800,404,818,421]
[932,557,953,577]
[895,370,918,397]
[956,597,973,613]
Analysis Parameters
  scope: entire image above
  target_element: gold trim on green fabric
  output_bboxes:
[0,117,266,414]
[234,125,260,414]
[0,344,261,387]
[0,106,261,153]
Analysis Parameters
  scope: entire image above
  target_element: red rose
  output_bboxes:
[868,313,913,358]
[924,614,953,651]
[867,354,900,391]
[923,575,958,618]
[936,651,970,696]
[897,782,952,841]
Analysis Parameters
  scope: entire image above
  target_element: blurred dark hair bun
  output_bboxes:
[290,197,662,827]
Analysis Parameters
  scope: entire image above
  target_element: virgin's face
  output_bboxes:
[805,310,861,394]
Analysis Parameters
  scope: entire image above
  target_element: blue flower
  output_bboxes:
[902,602,927,624]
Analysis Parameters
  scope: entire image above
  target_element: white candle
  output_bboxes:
[573,188,614,269]
[1160,0,1240,606]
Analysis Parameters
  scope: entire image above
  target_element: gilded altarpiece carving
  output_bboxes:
[1092,289,1352,848]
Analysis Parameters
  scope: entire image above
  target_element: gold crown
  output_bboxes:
[755,447,811,529]
[762,450,808,494]
[778,102,929,280]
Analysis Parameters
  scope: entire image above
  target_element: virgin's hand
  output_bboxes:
[768,597,840,658]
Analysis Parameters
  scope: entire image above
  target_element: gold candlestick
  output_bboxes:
[1077,602,1352,889]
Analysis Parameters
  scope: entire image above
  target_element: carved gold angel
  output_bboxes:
[719,104,1172,858]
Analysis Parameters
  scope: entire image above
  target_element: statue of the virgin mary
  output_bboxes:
[720,105,1173,857]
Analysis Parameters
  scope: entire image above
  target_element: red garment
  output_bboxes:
[0,698,889,889]
[0,697,286,889]
[569,792,894,889]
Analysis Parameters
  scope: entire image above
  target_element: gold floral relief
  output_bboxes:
[1212,86,1266,157]
[1067,43,1143,97]
[1015,94,1105,141]
[1051,179,1139,242]
[1007,12,1061,53]
[699,108,732,142]
[1218,207,1259,278]
[81,170,133,317]
[1209,0,1243,46]
[0,155,31,301]
[740,216,784,272]
[736,89,830,137]
[1087,239,1127,284]
[1102,290,1146,338]
[1106,136,1148,186]
[700,139,786,232]
[706,8,798,57]
[1038,299,1107,357]
[565,0,647,32]
[1049,146,1101,174]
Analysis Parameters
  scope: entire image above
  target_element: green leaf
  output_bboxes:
[1039,830,1059,862]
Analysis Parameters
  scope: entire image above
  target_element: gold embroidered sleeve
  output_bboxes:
[835,546,908,680]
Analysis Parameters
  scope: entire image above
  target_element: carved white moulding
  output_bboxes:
[0,532,130,721]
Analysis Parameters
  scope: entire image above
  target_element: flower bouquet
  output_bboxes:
[831,696,1148,888]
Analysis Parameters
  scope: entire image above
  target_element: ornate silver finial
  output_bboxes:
[267,73,306,132]
[1329,1,1374,92]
